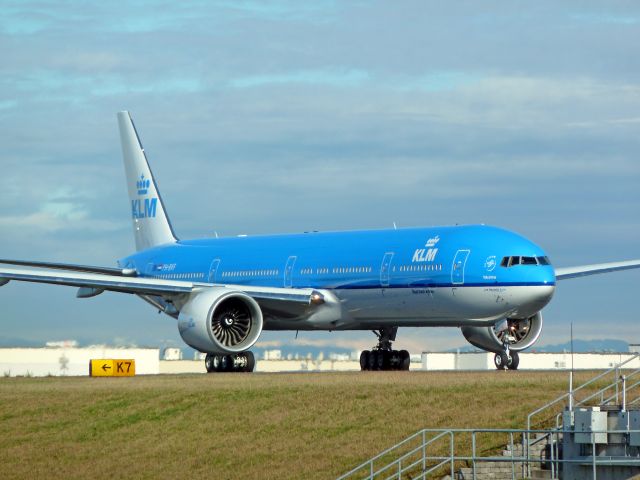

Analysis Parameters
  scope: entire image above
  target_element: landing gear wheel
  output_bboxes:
[399,350,410,371]
[205,353,215,373]
[367,350,377,370]
[212,354,223,372]
[243,351,256,372]
[507,351,519,370]
[204,352,255,373]
[375,350,386,370]
[220,354,234,372]
[360,350,370,371]
[363,328,412,371]
[494,352,509,370]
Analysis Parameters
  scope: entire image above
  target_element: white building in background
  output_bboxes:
[0,347,159,377]
[3,346,636,376]
[45,340,78,348]
[421,351,640,371]
[263,349,282,360]
[162,347,183,361]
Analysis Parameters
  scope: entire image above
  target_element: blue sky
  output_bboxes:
[0,1,639,353]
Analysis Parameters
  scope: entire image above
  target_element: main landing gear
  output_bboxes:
[360,327,411,371]
[204,351,255,373]
[494,349,519,370]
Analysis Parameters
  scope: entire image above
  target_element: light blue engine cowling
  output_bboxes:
[460,312,543,354]
[177,288,264,354]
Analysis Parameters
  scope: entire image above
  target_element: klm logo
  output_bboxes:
[412,248,438,262]
[425,235,439,248]
[412,235,440,263]
[132,198,158,219]
[132,173,157,219]
[136,174,151,195]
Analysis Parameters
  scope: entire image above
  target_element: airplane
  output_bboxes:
[1,111,639,373]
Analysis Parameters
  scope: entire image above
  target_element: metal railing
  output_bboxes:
[339,354,640,480]
[527,353,640,433]
[337,427,640,480]
[524,353,640,476]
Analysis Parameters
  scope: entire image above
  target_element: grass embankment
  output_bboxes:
[0,371,596,479]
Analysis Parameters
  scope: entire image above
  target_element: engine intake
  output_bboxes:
[460,312,543,353]
[177,288,263,354]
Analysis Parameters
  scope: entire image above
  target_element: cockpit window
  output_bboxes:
[537,256,550,265]
[500,255,551,268]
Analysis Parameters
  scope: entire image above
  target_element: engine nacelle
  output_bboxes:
[177,288,263,354]
[460,312,543,353]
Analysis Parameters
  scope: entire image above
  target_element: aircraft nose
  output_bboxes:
[533,284,555,307]
[517,283,555,318]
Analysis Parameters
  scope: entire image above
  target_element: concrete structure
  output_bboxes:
[421,351,640,371]
[263,349,283,360]
[0,347,160,377]
[559,406,640,479]
[162,347,183,361]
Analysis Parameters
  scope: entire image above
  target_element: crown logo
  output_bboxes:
[425,235,440,247]
[136,175,150,195]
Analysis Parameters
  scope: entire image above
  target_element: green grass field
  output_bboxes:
[0,371,597,479]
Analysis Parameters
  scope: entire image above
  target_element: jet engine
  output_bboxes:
[177,288,263,354]
[460,312,543,353]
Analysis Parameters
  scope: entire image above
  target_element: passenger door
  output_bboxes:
[208,259,221,283]
[380,252,394,287]
[451,249,470,285]
[284,256,297,288]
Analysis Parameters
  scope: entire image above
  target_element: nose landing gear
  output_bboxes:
[493,321,521,370]
[204,351,255,373]
[494,349,519,370]
[360,327,411,371]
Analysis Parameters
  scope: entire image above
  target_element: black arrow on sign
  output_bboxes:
[101,363,112,372]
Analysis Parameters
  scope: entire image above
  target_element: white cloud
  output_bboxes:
[1,0,639,349]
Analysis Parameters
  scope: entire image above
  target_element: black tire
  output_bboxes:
[220,354,234,372]
[212,354,222,372]
[399,350,410,371]
[507,351,519,370]
[494,352,508,370]
[380,350,389,370]
[390,350,400,370]
[367,350,377,370]
[360,350,370,371]
[375,350,385,370]
[244,351,256,372]
[205,353,215,373]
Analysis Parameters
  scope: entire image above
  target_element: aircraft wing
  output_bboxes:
[0,258,137,276]
[555,260,640,280]
[0,266,320,304]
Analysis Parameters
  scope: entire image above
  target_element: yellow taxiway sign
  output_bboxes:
[89,359,135,377]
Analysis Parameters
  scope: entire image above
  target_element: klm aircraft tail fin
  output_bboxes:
[117,111,178,251]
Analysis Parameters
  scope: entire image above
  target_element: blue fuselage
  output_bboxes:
[120,224,556,329]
